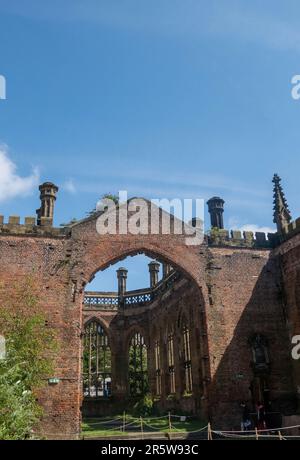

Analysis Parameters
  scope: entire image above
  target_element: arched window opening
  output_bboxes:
[167,331,176,394]
[249,333,270,373]
[248,334,271,410]
[154,339,161,396]
[83,321,112,398]
[129,332,148,397]
[182,323,193,393]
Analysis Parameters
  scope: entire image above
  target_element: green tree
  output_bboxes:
[87,193,120,217]
[102,193,119,204]
[128,334,149,397]
[0,277,57,439]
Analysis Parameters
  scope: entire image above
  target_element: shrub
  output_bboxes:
[0,276,57,439]
[133,393,154,417]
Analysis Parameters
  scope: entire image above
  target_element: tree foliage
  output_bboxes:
[0,277,57,439]
[128,337,149,397]
[87,193,120,216]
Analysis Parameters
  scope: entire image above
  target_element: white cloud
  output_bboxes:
[63,179,76,194]
[228,217,275,235]
[0,145,39,202]
[238,224,275,235]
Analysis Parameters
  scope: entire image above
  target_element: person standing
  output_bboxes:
[240,402,252,431]
[256,401,266,430]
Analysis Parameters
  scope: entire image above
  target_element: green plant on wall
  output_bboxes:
[0,276,58,440]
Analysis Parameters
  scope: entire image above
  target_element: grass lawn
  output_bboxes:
[82,415,207,438]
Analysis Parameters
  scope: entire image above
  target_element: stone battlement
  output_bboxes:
[281,217,300,240]
[208,228,278,248]
[0,215,66,237]
[0,215,279,248]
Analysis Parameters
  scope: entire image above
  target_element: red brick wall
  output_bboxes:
[0,235,82,439]
[276,233,300,411]
[0,214,206,438]
[205,246,294,428]
[0,213,298,437]
[82,245,295,429]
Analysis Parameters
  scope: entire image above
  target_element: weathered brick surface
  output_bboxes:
[205,247,294,428]
[0,208,299,436]
[275,233,300,411]
[0,235,82,439]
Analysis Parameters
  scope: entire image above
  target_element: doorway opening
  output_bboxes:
[81,251,208,420]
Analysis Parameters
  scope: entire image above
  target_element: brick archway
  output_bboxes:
[0,201,210,439]
[74,211,210,427]
[69,208,207,290]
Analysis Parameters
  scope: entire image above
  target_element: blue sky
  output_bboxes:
[0,1,300,289]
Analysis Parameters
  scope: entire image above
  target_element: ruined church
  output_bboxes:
[0,174,299,438]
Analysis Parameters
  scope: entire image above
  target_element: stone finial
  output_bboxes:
[148,261,160,288]
[36,182,59,227]
[162,263,172,278]
[272,174,291,234]
[116,267,128,298]
[207,197,225,229]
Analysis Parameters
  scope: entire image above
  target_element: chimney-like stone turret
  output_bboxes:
[36,182,59,226]
[117,267,128,300]
[207,196,225,229]
[162,263,172,278]
[148,261,160,288]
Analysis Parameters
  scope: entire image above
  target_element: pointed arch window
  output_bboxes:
[129,332,148,396]
[167,331,176,394]
[154,339,161,396]
[83,321,111,398]
[182,322,193,393]
[249,334,270,373]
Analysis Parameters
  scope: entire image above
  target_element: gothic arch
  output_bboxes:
[83,246,204,288]
[127,329,149,397]
[83,316,111,343]
[177,308,190,330]
[125,325,149,350]
[69,205,207,294]
[82,318,112,398]
[77,212,210,415]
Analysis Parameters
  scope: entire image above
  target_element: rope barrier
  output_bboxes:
[214,432,300,440]
[140,421,163,432]
[84,415,166,427]
[86,419,140,431]
[213,431,282,439]
[92,420,142,433]
[83,417,122,426]
[167,423,208,434]
[82,413,300,440]
[213,423,300,434]
[181,424,208,434]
